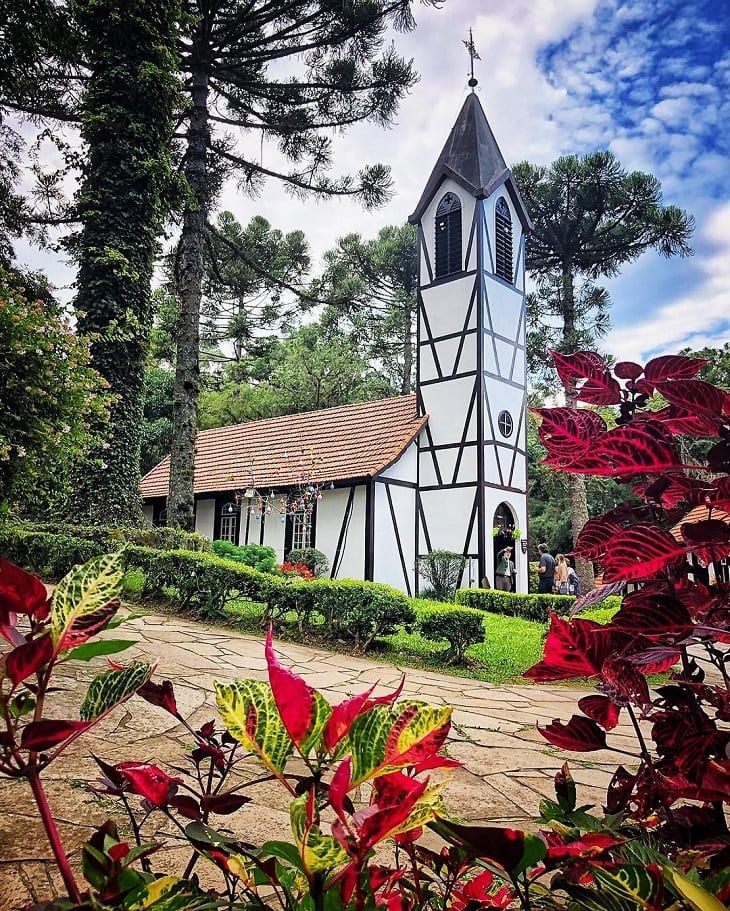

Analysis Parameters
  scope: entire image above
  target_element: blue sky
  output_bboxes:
[16,0,729,363]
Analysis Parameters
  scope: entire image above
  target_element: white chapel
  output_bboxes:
[141,89,531,594]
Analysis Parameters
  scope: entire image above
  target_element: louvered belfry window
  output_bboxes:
[435,192,462,278]
[495,196,513,283]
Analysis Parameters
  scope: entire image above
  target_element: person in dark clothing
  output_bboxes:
[495,546,516,591]
[537,544,555,594]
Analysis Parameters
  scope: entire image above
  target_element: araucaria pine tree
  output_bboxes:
[167,0,433,530]
[68,0,181,524]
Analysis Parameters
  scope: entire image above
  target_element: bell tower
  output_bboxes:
[409,88,531,592]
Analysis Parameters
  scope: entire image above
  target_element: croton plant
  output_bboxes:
[1,349,729,911]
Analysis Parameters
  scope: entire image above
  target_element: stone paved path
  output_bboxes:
[0,612,634,909]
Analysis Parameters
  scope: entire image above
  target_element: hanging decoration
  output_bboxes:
[233,448,329,523]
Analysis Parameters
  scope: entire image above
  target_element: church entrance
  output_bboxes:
[492,502,517,591]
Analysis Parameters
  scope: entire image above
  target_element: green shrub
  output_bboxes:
[121,547,414,651]
[286,547,329,578]
[455,586,622,621]
[211,540,278,573]
[416,550,466,601]
[0,525,105,580]
[417,604,485,664]
[7,520,209,553]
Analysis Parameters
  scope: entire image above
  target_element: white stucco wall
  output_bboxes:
[315,485,366,580]
[262,512,286,562]
[373,480,416,594]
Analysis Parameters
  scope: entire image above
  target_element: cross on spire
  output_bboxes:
[463,28,480,90]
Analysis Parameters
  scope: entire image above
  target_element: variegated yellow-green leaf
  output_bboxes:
[80,661,153,721]
[214,679,293,774]
[346,704,393,785]
[51,553,124,645]
[385,701,452,765]
[668,871,728,911]
[345,700,452,785]
[389,781,447,837]
[126,876,212,911]
[593,865,661,910]
[290,794,348,878]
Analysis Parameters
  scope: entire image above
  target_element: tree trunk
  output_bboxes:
[401,298,413,395]
[167,65,209,530]
[561,266,595,592]
[68,0,179,526]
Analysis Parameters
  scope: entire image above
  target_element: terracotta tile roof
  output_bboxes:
[140,394,426,499]
[670,504,730,541]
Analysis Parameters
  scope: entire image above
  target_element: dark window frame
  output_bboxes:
[494,196,513,283]
[435,192,463,278]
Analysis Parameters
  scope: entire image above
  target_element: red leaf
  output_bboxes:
[546,832,621,862]
[699,760,730,802]
[574,517,623,560]
[58,599,120,650]
[534,408,607,462]
[610,593,694,640]
[601,657,650,708]
[602,524,687,582]
[654,379,730,419]
[578,695,620,731]
[265,628,317,750]
[329,756,352,823]
[614,361,643,380]
[627,646,681,674]
[117,762,181,807]
[137,679,178,716]
[644,355,707,382]
[0,558,49,616]
[356,772,428,852]
[605,765,635,813]
[20,719,90,751]
[640,474,711,509]
[539,715,608,752]
[648,406,723,438]
[107,842,130,861]
[435,820,531,873]
[170,795,202,819]
[323,684,378,751]
[681,519,730,566]
[524,613,627,682]
[322,676,405,751]
[548,422,683,477]
[205,792,251,815]
[551,351,621,404]
[6,634,54,686]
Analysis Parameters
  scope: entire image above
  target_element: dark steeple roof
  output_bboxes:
[408,93,531,230]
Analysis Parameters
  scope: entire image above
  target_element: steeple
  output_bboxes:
[408,94,531,230]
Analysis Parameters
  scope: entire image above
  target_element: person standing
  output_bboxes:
[537,544,555,594]
[555,554,569,594]
[495,546,516,591]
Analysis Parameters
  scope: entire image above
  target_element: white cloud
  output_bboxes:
[607,201,730,362]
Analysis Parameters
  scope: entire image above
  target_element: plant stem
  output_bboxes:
[27,768,81,903]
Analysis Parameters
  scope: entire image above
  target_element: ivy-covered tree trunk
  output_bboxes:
[167,64,209,530]
[561,265,595,593]
[68,0,180,525]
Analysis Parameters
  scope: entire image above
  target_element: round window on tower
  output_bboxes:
[497,410,514,438]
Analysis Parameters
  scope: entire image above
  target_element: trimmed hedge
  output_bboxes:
[455,586,622,621]
[123,546,414,652]
[11,520,209,553]
[0,526,106,580]
[417,603,485,664]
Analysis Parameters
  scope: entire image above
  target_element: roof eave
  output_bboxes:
[408,166,480,224]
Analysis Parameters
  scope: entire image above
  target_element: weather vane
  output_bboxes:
[463,27,480,89]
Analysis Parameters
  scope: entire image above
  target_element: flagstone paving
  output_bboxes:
[0,612,633,909]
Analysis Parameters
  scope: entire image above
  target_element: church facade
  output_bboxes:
[140,91,531,594]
